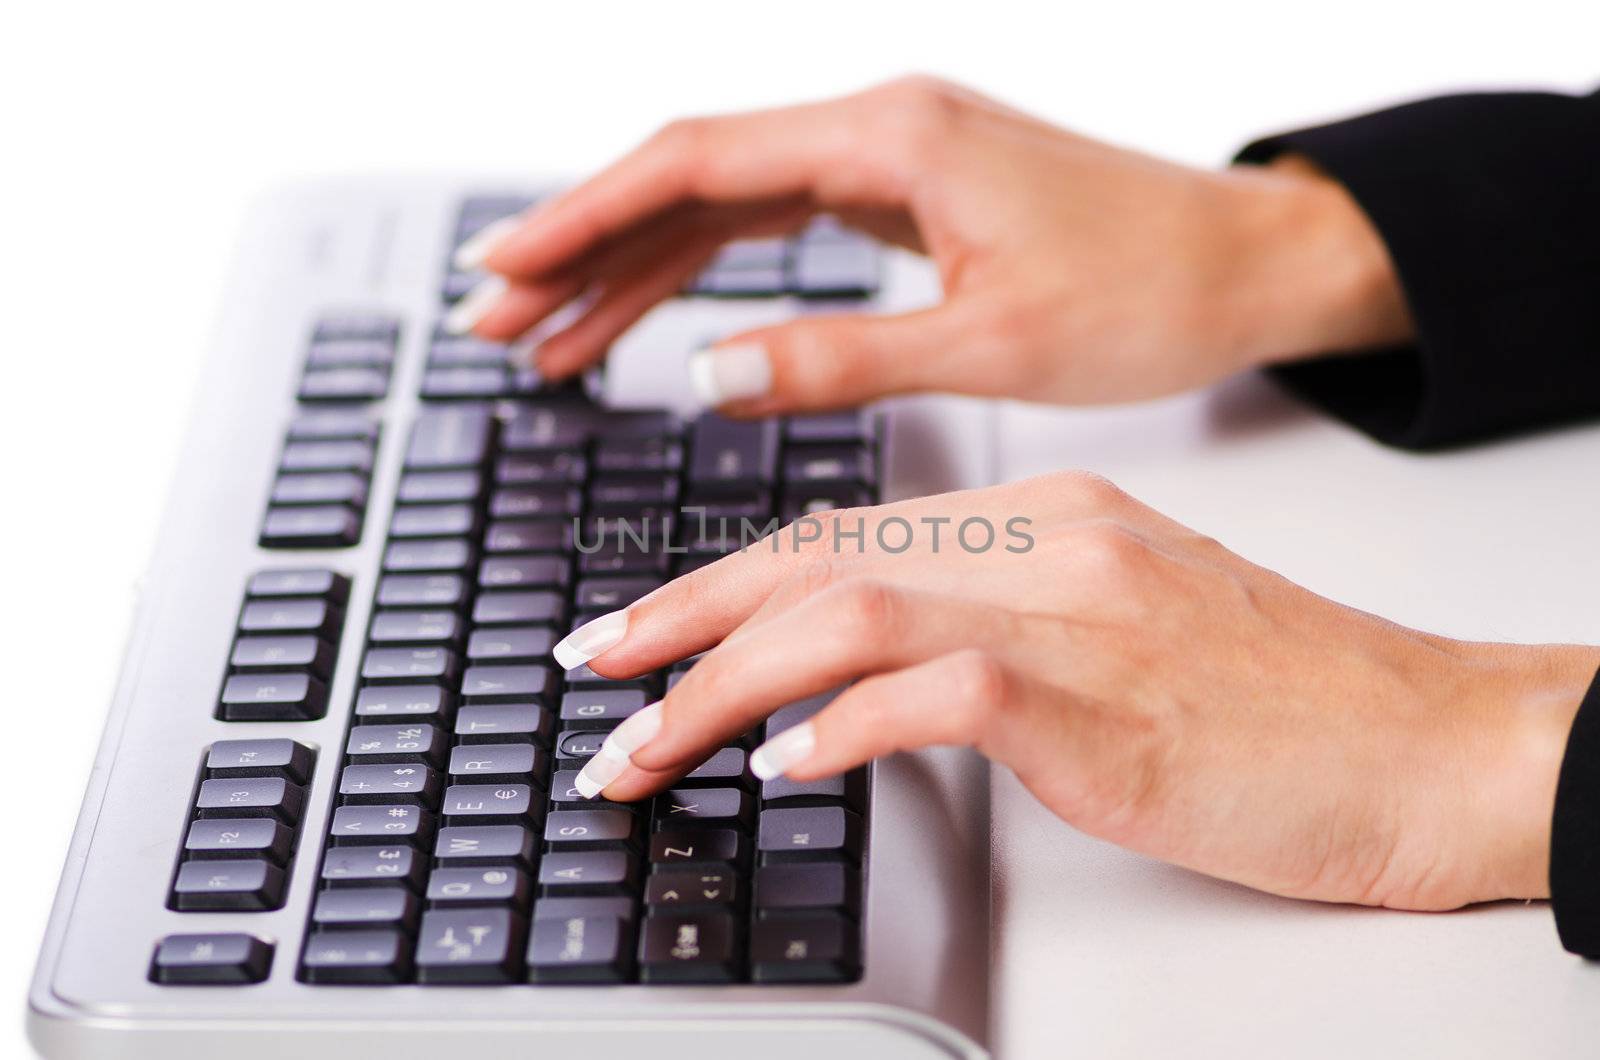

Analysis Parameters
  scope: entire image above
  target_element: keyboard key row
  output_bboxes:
[217,571,350,721]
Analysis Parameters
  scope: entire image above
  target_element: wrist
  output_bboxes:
[1458,643,1600,902]
[1214,154,1413,372]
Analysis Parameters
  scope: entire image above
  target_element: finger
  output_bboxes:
[482,98,903,281]
[602,582,1051,793]
[744,649,1071,784]
[688,304,977,414]
[445,273,585,340]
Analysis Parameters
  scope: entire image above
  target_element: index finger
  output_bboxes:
[482,94,905,281]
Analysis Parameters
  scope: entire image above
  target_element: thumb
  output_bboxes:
[687,305,967,414]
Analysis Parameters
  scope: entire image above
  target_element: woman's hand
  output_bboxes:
[451,76,1412,415]
[558,472,1598,911]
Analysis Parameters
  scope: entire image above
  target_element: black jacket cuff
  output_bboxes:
[1551,665,1600,957]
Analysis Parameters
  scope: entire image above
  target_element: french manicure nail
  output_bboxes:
[750,721,816,781]
[442,275,508,335]
[552,609,629,670]
[452,216,520,271]
[574,751,628,799]
[599,701,663,761]
[687,342,772,406]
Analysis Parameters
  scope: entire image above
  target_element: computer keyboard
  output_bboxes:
[29,182,992,1058]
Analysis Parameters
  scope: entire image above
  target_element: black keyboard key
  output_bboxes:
[390,503,478,539]
[301,929,411,984]
[501,406,594,451]
[645,869,739,910]
[151,933,273,985]
[338,764,443,805]
[791,240,879,297]
[361,646,459,683]
[784,445,876,486]
[369,609,461,645]
[594,436,682,473]
[750,914,860,982]
[483,519,570,553]
[205,738,314,783]
[784,411,877,446]
[495,451,587,485]
[537,851,639,895]
[461,664,555,701]
[415,908,525,984]
[442,783,543,823]
[559,689,649,729]
[305,337,394,369]
[312,886,419,930]
[472,590,565,626]
[420,366,507,400]
[429,335,511,367]
[172,858,286,911]
[649,828,750,868]
[466,626,556,663]
[313,313,400,343]
[271,471,368,507]
[397,470,482,504]
[588,475,679,512]
[230,635,332,677]
[545,809,642,851]
[384,538,475,574]
[238,598,338,638]
[782,485,873,523]
[280,440,374,474]
[321,845,426,889]
[406,406,493,469]
[638,912,740,983]
[761,768,867,810]
[548,768,632,807]
[345,723,447,765]
[427,865,533,906]
[654,788,753,831]
[526,915,633,983]
[563,663,659,694]
[478,555,569,589]
[574,576,661,611]
[376,574,467,608]
[329,804,433,846]
[286,410,379,443]
[754,862,860,917]
[184,818,294,863]
[354,683,451,721]
[246,569,348,600]
[757,807,863,861]
[532,896,637,922]
[435,825,538,868]
[555,730,607,761]
[688,415,779,487]
[578,544,672,576]
[489,486,581,519]
[196,776,305,823]
[683,747,749,786]
[298,366,390,403]
[454,701,553,745]
[447,742,545,780]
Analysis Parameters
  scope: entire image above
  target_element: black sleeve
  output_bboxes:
[1551,666,1600,957]
[1235,89,1600,450]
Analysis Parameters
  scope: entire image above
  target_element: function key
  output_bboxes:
[305,338,394,369]
[298,367,389,403]
[205,739,315,783]
[271,472,368,507]
[280,440,375,474]
[312,312,401,343]
[196,776,305,823]
[238,597,339,637]
[183,818,294,863]
[301,929,411,984]
[218,671,328,721]
[246,568,349,601]
[230,634,333,677]
[259,506,361,549]
[171,858,286,911]
[287,408,380,442]
[151,933,273,985]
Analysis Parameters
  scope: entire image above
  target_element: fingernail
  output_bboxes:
[574,751,628,799]
[750,721,816,781]
[552,609,629,670]
[688,342,771,406]
[443,275,508,335]
[600,701,664,760]
[452,216,520,271]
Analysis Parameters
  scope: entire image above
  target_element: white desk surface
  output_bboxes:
[989,376,1600,1058]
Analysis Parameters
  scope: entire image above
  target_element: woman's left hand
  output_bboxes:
[558,471,1599,911]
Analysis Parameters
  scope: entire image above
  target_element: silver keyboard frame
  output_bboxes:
[28,178,996,1059]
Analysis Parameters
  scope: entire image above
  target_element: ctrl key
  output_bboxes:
[300,929,412,985]
[151,933,273,985]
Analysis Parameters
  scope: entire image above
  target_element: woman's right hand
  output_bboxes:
[453,75,1412,415]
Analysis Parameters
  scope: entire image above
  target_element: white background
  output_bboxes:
[2,0,1596,1053]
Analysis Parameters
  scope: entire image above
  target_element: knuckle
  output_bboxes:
[859,75,961,166]
[946,649,1008,725]
[827,579,903,646]
[651,116,709,154]
[1055,469,1130,510]
[1069,518,1150,582]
